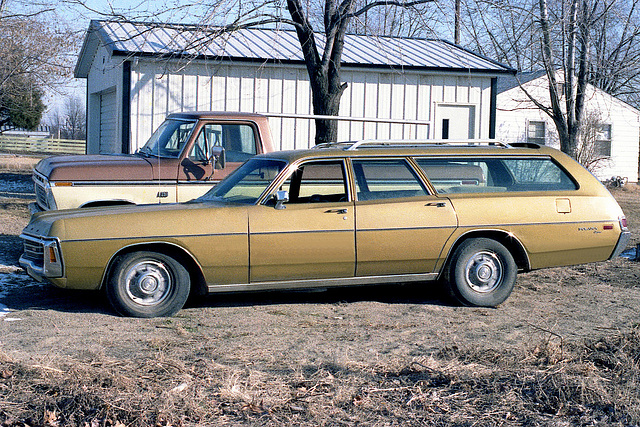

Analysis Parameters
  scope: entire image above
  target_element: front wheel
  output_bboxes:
[446,238,516,307]
[106,251,191,318]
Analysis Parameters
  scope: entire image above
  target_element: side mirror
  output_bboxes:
[274,190,289,210]
[210,146,226,170]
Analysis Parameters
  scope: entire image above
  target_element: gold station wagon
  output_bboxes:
[20,140,630,317]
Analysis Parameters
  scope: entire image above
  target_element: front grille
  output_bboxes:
[34,183,48,209]
[32,171,50,210]
[22,238,44,268]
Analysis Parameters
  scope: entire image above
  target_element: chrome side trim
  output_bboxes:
[206,272,438,293]
[252,228,354,236]
[458,219,621,229]
[63,232,245,243]
[51,179,223,186]
[52,180,177,186]
[177,180,221,185]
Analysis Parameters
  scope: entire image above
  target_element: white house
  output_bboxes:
[74,20,515,154]
[496,71,640,182]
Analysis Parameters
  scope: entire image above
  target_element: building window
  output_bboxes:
[527,121,546,145]
[442,119,450,139]
[595,124,612,157]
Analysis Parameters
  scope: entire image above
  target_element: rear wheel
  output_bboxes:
[106,251,190,318]
[446,238,516,307]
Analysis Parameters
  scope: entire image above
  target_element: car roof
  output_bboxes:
[257,141,564,163]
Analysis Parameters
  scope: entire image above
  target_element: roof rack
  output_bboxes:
[312,139,512,151]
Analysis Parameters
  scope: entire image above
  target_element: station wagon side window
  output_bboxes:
[351,159,429,201]
[416,157,577,193]
[281,160,348,203]
[189,123,258,163]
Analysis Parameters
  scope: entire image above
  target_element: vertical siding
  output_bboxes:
[281,69,297,150]
[377,73,392,139]
[417,76,432,139]
[267,68,284,149]
[345,71,366,141]
[390,75,405,139]
[197,73,212,111]
[212,72,226,110]
[153,73,168,132]
[129,59,494,151]
[183,75,197,111]
[363,73,379,139]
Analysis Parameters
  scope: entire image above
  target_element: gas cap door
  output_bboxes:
[556,198,571,214]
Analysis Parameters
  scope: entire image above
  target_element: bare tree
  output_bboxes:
[0,6,77,132]
[255,0,440,143]
[463,0,640,159]
[345,0,441,36]
[47,96,86,140]
[533,0,588,157]
[575,109,612,173]
[63,96,86,140]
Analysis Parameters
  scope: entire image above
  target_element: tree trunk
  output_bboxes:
[286,0,354,145]
[537,0,589,160]
[309,71,345,144]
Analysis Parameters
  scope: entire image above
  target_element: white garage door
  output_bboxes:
[99,89,118,153]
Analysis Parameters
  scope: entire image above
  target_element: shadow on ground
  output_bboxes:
[1,268,453,318]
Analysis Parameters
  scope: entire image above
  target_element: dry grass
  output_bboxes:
[1,179,640,426]
[1,326,639,426]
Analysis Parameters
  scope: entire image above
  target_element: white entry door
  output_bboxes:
[436,104,476,139]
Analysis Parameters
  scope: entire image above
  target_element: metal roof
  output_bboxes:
[76,20,514,78]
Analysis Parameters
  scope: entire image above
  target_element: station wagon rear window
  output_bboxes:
[416,157,578,193]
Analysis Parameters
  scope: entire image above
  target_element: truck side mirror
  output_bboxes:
[274,190,289,210]
[210,146,226,170]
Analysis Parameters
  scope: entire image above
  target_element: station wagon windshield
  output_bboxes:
[198,158,287,204]
[138,119,196,158]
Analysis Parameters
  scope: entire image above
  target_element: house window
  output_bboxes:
[595,124,612,157]
[527,121,546,145]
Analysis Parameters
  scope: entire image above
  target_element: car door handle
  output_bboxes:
[426,202,446,208]
[325,208,348,214]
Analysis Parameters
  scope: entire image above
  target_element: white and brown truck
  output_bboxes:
[31,112,274,212]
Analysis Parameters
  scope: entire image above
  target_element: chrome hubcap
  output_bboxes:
[125,260,172,306]
[464,251,503,293]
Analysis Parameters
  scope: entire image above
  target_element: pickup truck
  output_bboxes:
[31,112,274,211]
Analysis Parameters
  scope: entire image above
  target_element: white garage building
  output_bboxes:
[75,20,514,154]
[496,71,640,182]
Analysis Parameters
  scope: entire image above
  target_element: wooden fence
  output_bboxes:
[0,135,86,155]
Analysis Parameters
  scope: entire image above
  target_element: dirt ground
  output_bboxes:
[0,170,639,426]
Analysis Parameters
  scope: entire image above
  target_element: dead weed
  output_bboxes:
[1,327,638,426]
